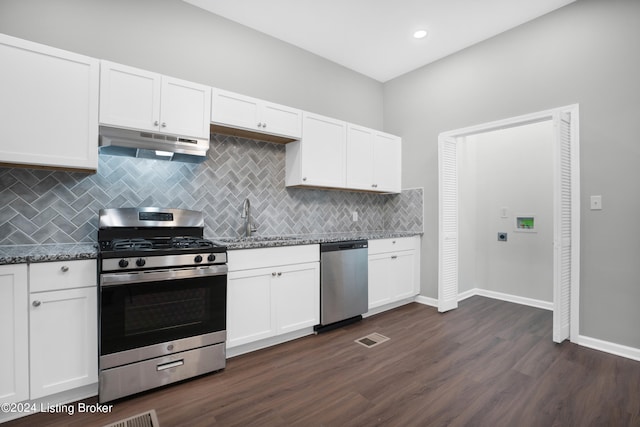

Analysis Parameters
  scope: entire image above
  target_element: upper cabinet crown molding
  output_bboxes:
[0,33,99,172]
[99,60,211,139]
[210,88,302,143]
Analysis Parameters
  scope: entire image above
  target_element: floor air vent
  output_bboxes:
[355,332,390,348]
[103,409,159,427]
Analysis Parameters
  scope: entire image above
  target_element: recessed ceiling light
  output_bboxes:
[413,29,428,39]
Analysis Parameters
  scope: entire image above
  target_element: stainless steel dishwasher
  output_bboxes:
[315,240,368,333]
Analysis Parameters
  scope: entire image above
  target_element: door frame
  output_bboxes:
[437,104,580,342]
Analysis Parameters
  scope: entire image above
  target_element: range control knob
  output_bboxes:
[194,255,203,263]
[207,254,216,262]
[118,259,129,268]
[136,258,146,267]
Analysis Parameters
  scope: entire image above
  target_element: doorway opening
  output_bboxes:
[437,105,580,343]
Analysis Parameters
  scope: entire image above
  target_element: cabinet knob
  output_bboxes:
[277,272,282,277]
[32,300,41,307]
[154,120,159,126]
[263,123,267,128]
[391,255,398,260]
[302,177,307,182]
[257,122,262,127]
[272,272,277,277]
[392,240,396,244]
[61,265,69,272]
[161,122,167,128]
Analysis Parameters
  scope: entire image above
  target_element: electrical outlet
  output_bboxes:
[352,211,358,221]
[497,232,508,242]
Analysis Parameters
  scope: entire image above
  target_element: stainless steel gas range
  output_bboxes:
[97,207,227,403]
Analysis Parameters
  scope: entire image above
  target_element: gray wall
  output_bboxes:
[0,0,383,129]
[459,121,554,302]
[384,0,640,349]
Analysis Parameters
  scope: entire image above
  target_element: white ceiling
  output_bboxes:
[184,0,576,83]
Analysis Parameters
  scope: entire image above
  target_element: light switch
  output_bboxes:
[590,195,602,210]
[500,207,509,218]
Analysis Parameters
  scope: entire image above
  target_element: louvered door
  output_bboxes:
[553,112,572,343]
[438,137,459,312]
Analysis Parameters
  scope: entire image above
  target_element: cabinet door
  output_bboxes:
[373,132,402,193]
[0,265,28,404]
[261,101,302,138]
[99,60,161,133]
[29,287,97,399]
[346,124,374,190]
[368,255,392,309]
[273,262,319,334]
[299,112,346,188]
[391,251,417,300]
[161,76,211,139]
[227,268,275,348]
[0,34,98,171]
[211,89,261,132]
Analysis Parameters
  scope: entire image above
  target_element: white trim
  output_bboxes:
[473,288,553,311]
[457,288,476,302]
[414,295,438,307]
[366,297,419,315]
[577,335,640,362]
[437,104,580,342]
[226,328,314,358]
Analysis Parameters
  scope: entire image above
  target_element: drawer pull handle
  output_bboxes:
[157,359,184,371]
[32,300,41,307]
[61,266,69,272]
[391,255,398,260]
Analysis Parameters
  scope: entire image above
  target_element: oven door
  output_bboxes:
[99,265,227,363]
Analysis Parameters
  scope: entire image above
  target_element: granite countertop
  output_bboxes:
[212,231,423,250]
[0,232,422,265]
[0,243,98,265]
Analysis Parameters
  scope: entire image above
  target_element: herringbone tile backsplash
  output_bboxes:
[0,134,423,245]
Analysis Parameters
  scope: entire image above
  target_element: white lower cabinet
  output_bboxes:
[0,260,98,413]
[368,237,420,310]
[0,264,29,405]
[29,286,98,399]
[227,245,319,349]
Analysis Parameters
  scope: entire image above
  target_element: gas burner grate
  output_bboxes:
[171,237,215,249]
[112,238,154,251]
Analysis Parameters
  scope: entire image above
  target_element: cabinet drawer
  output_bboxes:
[368,237,417,255]
[30,260,96,293]
[228,244,319,272]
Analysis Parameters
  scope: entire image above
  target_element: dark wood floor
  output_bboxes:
[6,296,640,426]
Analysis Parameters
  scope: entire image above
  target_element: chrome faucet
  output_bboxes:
[241,198,257,238]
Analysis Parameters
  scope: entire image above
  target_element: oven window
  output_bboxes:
[100,274,226,356]
[125,287,208,336]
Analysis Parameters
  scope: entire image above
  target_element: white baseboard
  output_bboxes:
[457,288,476,302]
[414,295,437,307]
[473,288,553,311]
[576,335,640,362]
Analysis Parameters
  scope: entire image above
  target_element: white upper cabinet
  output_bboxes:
[286,112,347,189]
[346,124,402,193]
[211,89,302,139]
[100,61,211,139]
[0,34,99,171]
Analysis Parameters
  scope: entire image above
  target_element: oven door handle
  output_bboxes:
[100,265,228,287]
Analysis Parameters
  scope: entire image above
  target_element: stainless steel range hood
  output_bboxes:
[98,126,209,163]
